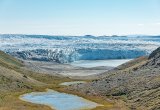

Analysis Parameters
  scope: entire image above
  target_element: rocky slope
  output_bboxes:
[70,47,160,110]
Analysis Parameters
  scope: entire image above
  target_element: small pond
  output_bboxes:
[60,81,86,86]
[20,89,102,110]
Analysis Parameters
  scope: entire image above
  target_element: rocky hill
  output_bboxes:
[70,47,160,110]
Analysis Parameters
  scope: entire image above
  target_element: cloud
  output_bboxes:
[137,22,160,26]
[137,24,144,26]
[150,22,160,26]
[156,22,160,25]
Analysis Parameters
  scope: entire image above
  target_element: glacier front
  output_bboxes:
[0,34,160,63]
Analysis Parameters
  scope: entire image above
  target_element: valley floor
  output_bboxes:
[0,70,127,110]
[0,53,128,110]
[23,60,112,78]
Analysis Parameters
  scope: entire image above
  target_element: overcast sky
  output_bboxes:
[0,0,160,36]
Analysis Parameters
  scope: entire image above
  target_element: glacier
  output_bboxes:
[0,34,160,63]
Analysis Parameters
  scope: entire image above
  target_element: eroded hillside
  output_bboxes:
[70,47,160,110]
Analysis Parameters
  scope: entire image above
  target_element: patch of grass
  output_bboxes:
[0,91,52,110]
[0,51,23,67]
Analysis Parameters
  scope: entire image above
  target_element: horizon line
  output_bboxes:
[0,33,160,37]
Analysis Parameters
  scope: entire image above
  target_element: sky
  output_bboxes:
[0,0,160,36]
